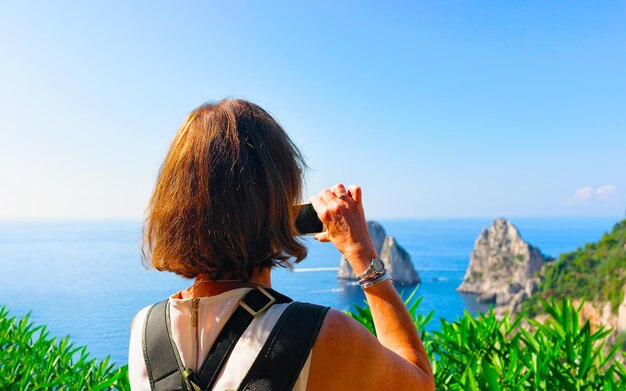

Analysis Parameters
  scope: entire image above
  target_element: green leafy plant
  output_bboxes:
[349,295,626,390]
[0,306,129,390]
[3,284,626,390]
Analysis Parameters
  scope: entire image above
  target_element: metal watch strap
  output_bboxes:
[355,257,386,281]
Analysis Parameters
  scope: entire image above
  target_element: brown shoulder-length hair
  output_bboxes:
[142,99,307,280]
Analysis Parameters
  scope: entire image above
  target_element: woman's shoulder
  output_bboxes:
[130,304,153,332]
[308,308,435,390]
[307,309,397,390]
[312,308,374,355]
[310,308,375,366]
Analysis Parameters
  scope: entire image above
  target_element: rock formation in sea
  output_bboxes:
[337,221,420,284]
[456,218,550,313]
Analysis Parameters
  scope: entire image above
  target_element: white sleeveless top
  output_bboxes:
[128,288,312,391]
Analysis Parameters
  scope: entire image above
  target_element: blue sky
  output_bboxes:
[1,1,624,219]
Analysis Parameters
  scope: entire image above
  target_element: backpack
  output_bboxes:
[142,286,330,391]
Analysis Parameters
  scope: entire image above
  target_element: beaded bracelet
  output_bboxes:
[359,272,390,289]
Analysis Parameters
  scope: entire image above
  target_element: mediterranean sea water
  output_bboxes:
[0,217,619,364]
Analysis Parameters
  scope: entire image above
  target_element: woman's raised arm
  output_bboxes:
[307,184,434,390]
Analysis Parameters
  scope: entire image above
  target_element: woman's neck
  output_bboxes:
[178,268,272,299]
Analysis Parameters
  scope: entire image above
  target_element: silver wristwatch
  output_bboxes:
[356,258,386,281]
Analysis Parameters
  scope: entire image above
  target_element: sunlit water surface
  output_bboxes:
[0,217,617,364]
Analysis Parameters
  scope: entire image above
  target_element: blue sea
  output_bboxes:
[0,217,619,365]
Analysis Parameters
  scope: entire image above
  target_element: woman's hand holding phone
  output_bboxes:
[308,184,378,276]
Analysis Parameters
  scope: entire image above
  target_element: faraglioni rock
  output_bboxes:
[457,218,549,312]
[337,221,420,284]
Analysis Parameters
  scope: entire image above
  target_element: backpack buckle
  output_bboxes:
[182,368,204,391]
[238,286,276,317]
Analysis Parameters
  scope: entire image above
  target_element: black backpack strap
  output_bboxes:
[238,302,330,391]
[142,287,292,391]
[195,287,292,389]
[142,299,185,390]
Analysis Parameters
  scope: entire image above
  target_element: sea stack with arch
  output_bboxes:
[337,221,420,285]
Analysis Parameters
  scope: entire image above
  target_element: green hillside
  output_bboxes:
[529,219,626,313]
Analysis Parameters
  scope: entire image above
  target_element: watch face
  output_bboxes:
[372,258,385,273]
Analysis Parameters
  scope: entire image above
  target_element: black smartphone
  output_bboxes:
[294,203,324,235]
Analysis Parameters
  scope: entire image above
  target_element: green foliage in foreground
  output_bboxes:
[530,219,626,313]
[348,293,626,390]
[3,293,626,390]
[0,306,129,391]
